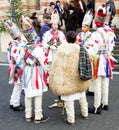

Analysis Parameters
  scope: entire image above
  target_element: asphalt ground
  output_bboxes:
[0,65,119,130]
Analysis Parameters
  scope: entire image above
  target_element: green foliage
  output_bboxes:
[0,21,6,32]
[0,0,27,32]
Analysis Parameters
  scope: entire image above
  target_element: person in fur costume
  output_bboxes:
[49,31,91,125]
[88,4,117,114]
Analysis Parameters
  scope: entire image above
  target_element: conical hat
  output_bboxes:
[4,20,21,40]
[82,10,93,26]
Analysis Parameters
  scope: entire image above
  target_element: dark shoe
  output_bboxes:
[34,116,49,124]
[10,105,13,109]
[86,91,94,96]
[13,104,25,111]
[64,119,75,126]
[102,105,109,111]
[88,106,102,114]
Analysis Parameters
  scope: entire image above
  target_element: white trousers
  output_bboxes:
[94,77,109,109]
[25,96,43,120]
[64,97,88,123]
[10,83,22,107]
[88,78,95,92]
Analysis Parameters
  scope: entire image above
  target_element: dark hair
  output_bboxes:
[56,1,60,4]
[30,12,37,19]
[50,2,55,6]
[68,6,74,11]
[66,31,76,43]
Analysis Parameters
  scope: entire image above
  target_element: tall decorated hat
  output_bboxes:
[21,15,40,43]
[51,10,59,24]
[82,9,93,26]
[4,19,21,40]
[94,4,107,27]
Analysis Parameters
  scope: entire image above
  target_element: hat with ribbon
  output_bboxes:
[94,4,107,27]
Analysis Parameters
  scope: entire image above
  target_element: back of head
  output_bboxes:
[66,31,76,43]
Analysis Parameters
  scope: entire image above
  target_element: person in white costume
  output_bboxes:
[23,41,49,124]
[61,31,88,126]
[42,22,66,69]
[5,19,27,111]
[42,22,66,108]
[20,15,49,124]
[88,4,116,114]
[76,9,94,96]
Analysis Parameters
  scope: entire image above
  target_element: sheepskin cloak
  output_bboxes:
[49,43,91,96]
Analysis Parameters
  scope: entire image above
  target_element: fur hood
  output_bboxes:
[49,43,91,96]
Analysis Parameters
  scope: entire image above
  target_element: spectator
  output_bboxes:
[63,2,69,30]
[40,19,51,42]
[30,12,41,35]
[55,0,64,26]
[74,0,87,28]
[66,6,78,32]
[48,2,55,16]
[43,8,51,20]
[106,0,116,26]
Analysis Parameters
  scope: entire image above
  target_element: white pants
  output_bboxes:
[10,83,22,107]
[94,77,109,109]
[88,78,95,92]
[64,97,88,123]
[25,96,43,120]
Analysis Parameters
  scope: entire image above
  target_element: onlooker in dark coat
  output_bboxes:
[74,0,87,28]
[30,12,41,35]
[66,6,78,32]
[63,2,69,30]
[106,0,116,26]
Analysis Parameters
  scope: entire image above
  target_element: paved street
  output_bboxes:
[0,65,119,130]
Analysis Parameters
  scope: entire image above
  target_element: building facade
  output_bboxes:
[0,0,119,59]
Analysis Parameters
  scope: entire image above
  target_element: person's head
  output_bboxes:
[31,12,38,19]
[68,6,74,14]
[56,0,60,5]
[70,0,74,6]
[52,22,58,31]
[40,19,48,26]
[50,2,55,8]
[66,31,76,43]
[82,25,90,33]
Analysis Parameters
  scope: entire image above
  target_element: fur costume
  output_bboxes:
[49,43,91,96]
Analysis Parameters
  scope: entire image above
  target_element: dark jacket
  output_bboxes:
[31,18,41,35]
[40,24,51,42]
[106,0,116,16]
[66,11,78,32]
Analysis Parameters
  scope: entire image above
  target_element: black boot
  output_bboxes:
[88,106,102,114]
[86,91,94,96]
[101,104,109,110]
[13,104,25,111]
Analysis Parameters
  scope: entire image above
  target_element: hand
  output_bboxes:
[50,45,57,51]
[42,66,48,73]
